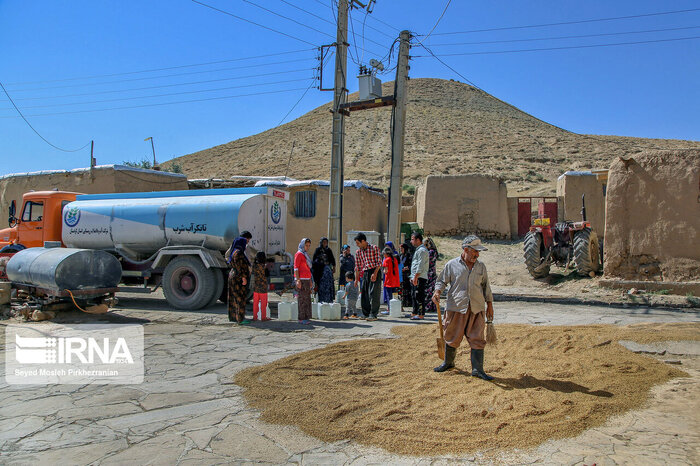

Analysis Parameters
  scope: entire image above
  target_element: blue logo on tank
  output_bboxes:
[64,207,81,227]
[271,201,281,224]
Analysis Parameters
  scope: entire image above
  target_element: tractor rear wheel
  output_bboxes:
[524,231,550,278]
[573,227,600,276]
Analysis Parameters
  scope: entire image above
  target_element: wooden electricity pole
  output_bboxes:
[387,30,411,246]
[328,0,349,261]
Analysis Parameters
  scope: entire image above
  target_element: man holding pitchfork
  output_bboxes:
[432,235,495,380]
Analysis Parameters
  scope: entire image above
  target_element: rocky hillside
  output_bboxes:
[168,78,699,194]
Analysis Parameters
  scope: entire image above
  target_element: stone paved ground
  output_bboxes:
[1,294,698,465]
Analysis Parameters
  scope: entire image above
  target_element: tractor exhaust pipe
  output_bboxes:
[581,194,587,221]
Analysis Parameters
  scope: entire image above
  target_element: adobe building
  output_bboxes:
[0,165,188,218]
[256,179,387,250]
[416,174,510,239]
[556,171,607,237]
[602,149,700,293]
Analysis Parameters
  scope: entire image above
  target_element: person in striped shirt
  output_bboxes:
[353,232,383,320]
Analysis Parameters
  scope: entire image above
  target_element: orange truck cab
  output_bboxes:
[0,191,79,252]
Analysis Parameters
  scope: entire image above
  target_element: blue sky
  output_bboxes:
[1,0,698,176]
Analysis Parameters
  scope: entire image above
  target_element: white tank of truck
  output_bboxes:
[62,187,287,258]
[60,187,291,310]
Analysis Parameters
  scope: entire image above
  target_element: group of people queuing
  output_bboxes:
[226,229,441,326]
[226,229,496,379]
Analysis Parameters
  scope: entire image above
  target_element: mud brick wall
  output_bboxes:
[0,165,188,220]
[556,171,606,237]
[603,149,700,281]
[416,174,510,239]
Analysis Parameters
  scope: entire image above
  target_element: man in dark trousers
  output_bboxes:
[353,233,382,321]
[432,235,495,380]
[410,232,429,320]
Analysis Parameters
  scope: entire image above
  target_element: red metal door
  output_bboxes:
[517,198,531,237]
[543,198,558,225]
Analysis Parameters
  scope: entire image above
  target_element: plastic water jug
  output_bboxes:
[329,302,342,320]
[389,298,402,318]
[277,301,298,321]
[336,289,344,303]
[311,302,320,319]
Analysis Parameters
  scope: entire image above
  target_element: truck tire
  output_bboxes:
[0,244,26,253]
[219,270,229,303]
[163,256,216,310]
[524,231,549,278]
[573,228,600,276]
[206,268,225,307]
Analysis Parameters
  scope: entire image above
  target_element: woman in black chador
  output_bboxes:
[312,237,336,303]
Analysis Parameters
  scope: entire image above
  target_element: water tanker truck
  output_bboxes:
[0,187,292,310]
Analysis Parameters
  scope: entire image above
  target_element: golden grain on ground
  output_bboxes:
[236,323,697,456]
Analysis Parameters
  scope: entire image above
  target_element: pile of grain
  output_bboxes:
[236,323,697,456]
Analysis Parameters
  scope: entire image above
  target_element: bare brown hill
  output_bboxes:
[169,78,698,194]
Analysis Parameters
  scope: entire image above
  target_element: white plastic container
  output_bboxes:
[277,301,298,321]
[319,302,341,320]
[336,289,345,303]
[311,302,320,319]
[330,302,342,320]
[389,298,403,318]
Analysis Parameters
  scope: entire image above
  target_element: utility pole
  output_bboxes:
[387,30,411,246]
[90,140,96,168]
[328,0,349,261]
[144,136,156,168]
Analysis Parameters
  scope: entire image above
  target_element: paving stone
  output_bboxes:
[185,426,222,450]
[15,422,120,452]
[55,402,143,422]
[0,416,46,443]
[98,398,237,430]
[139,391,217,411]
[209,423,289,462]
[99,433,188,465]
[246,418,325,455]
[2,439,126,466]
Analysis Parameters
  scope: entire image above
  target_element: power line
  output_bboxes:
[278,80,317,126]
[9,63,314,99]
[418,45,481,90]
[311,0,399,37]
[241,0,335,40]
[431,7,700,36]
[425,25,700,46]
[414,36,700,57]
[414,0,452,47]
[191,0,317,46]
[0,80,91,152]
[0,87,310,119]
[9,78,312,110]
[3,49,314,86]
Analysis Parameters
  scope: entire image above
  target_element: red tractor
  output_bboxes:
[523,195,601,278]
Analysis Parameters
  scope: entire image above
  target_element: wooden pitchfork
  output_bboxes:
[436,300,445,360]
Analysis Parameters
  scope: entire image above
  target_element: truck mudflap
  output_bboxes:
[151,246,228,270]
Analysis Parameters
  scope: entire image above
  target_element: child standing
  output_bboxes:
[382,247,400,308]
[342,272,359,319]
[252,251,271,321]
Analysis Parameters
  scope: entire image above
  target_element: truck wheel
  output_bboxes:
[573,228,600,276]
[219,270,229,303]
[206,268,225,307]
[163,256,216,310]
[524,231,549,278]
[0,244,26,253]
